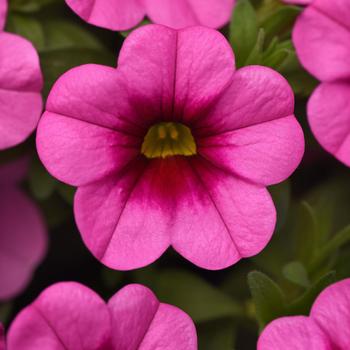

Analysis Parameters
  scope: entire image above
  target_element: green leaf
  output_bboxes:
[288,271,336,315]
[57,183,75,205]
[229,0,258,67]
[282,261,310,288]
[248,271,286,328]
[310,225,350,273]
[269,180,291,231]
[198,319,235,350]
[245,28,265,66]
[9,0,59,13]
[295,202,318,266]
[153,269,242,323]
[29,159,57,200]
[0,303,12,323]
[6,14,45,49]
[261,6,301,43]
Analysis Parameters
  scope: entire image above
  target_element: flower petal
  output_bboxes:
[293,2,350,81]
[65,0,145,31]
[37,111,140,186]
[118,25,235,123]
[171,158,276,270]
[108,284,197,350]
[0,0,7,30]
[0,33,43,150]
[0,187,47,300]
[174,26,235,122]
[144,0,235,29]
[308,82,350,166]
[74,158,171,270]
[195,66,294,136]
[198,115,304,186]
[7,282,111,350]
[311,278,350,349]
[258,316,331,350]
[0,323,5,350]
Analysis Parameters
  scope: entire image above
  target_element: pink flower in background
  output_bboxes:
[65,0,236,30]
[37,25,304,271]
[293,0,350,167]
[0,0,43,150]
[7,282,197,350]
[258,278,350,349]
[0,158,47,300]
[0,324,4,350]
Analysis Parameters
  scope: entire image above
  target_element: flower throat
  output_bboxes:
[141,122,197,159]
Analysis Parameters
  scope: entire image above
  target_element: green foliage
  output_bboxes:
[248,271,286,329]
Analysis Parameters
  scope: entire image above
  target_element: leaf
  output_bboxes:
[6,14,45,49]
[245,28,265,66]
[229,0,258,67]
[295,202,318,266]
[153,269,242,323]
[197,319,235,350]
[287,271,336,315]
[9,0,59,13]
[282,261,310,288]
[248,271,286,328]
[261,6,301,43]
[269,180,291,231]
[29,159,57,200]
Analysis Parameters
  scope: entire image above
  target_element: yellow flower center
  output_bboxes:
[141,122,197,159]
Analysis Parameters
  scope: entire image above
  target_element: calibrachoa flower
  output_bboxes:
[258,278,350,349]
[0,324,4,350]
[0,158,47,300]
[292,0,350,167]
[6,282,197,350]
[37,25,304,271]
[0,0,43,150]
[65,0,236,30]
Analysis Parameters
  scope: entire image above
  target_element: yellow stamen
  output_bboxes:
[141,122,197,159]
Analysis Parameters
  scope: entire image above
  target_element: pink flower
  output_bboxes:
[0,324,4,350]
[65,0,236,30]
[6,282,197,350]
[258,278,350,349]
[293,0,350,166]
[36,25,304,271]
[0,0,43,150]
[0,158,47,300]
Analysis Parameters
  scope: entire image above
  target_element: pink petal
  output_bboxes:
[308,82,350,167]
[37,112,140,186]
[7,282,111,350]
[0,0,7,30]
[195,66,294,136]
[198,115,304,186]
[293,2,350,81]
[117,25,177,123]
[0,187,47,300]
[65,0,145,31]
[174,26,235,122]
[171,158,276,270]
[37,64,145,186]
[311,278,350,349]
[74,159,171,270]
[0,32,43,150]
[108,284,197,350]
[258,316,331,350]
[118,25,235,123]
[0,323,5,350]
[144,0,235,29]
